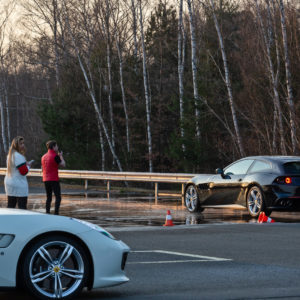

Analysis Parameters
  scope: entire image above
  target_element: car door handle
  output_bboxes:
[238,178,242,182]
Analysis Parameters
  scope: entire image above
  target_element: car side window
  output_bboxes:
[249,160,272,173]
[224,159,254,175]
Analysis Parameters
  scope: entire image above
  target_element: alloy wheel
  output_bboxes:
[29,241,84,299]
[247,187,262,216]
[185,185,198,212]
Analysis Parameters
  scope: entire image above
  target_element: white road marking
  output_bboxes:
[128,259,225,264]
[130,250,232,264]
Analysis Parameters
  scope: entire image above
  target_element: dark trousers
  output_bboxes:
[7,196,27,209]
[44,181,61,215]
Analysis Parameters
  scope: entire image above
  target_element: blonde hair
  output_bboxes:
[7,136,25,176]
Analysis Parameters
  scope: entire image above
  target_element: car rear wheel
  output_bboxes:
[22,235,89,300]
[246,186,269,217]
[185,185,204,212]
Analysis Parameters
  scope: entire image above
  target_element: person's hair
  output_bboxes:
[7,136,25,176]
[46,140,57,150]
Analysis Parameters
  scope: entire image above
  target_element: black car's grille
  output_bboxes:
[121,252,128,270]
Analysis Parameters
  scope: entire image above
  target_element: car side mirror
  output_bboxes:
[215,168,225,178]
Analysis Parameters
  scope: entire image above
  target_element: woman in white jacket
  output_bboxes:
[4,136,33,209]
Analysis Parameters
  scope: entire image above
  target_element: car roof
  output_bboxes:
[242,156,300,164]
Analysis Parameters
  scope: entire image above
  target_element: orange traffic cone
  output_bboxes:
[163,210,174,226]
[258,212,275,223]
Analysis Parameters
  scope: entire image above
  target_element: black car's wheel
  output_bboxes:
[246,186,268,217]
[22,235,89,300]
[185,185,204,212]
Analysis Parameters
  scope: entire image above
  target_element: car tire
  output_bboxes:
[22,235,89,300]
[246,186,268,217]
[185,184,204,213]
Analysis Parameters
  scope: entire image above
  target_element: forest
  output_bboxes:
[0,0,299,173]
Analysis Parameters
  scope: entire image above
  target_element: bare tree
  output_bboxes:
[0,1,15,154]
[0,93,8,153]
[111,0,131,153]
[62,0,123,171]
[186,0,201,139]
[22,0,63,87]
[278,0,298,154]
[254,0,286,154]
[138,0,153,172]
[208,0,245,156]
[178,0,186,152]
[131,0,138,73]
[96,0,117,153]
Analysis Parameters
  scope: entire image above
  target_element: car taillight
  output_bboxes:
[275,176,292,184]
[285,177,292,184]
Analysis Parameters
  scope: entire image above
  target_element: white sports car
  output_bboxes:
[0,208,130,299]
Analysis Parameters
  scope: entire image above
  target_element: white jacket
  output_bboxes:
[4,152,29,197]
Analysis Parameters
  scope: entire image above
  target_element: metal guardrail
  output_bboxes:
[0,168,194,203]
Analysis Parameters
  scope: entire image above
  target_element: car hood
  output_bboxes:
[0,208,44,216]
[190,174,215,184]
[0,208,97,239]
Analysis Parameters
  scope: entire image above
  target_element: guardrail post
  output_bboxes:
[181,183,185,205]
[85,180,88,191]
[107,180,110,199]
[155,182,158,204]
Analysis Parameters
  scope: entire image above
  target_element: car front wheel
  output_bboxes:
[22,235,89,300]
[246,186,269,217]
[185,185,204,212]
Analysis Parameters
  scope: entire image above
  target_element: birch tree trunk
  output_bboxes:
[272,104,278,152]
[255,0,286,154]
[116,39,130,153]
[270,0,282,152]
[52,0,60,87]
[131,0,138,73]
[0,93,8,153]
[98,0,116,152]
[97,119,105,171]
[3,84,10,143]
[178,0,185,152]
[278,0,298,154]
[97,65,106,170]
[209,0,245,156]
[106,22,115,151]
[186,0,201,139]
[139,0,153,172]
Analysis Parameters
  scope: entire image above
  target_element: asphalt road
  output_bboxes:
[2,222,300,300]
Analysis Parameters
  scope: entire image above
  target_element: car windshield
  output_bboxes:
[283,162,300,174]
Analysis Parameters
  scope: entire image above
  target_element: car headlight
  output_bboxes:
[0,234,15,248]
[71,218,116,240]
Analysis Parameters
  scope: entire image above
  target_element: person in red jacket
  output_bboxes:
[41,140,65,214]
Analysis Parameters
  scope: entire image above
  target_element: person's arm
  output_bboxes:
[17,162,29,176]
[55,152,66,168]
[15,152,31,176]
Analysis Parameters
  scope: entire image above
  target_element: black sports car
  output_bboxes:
[184,156,300,217]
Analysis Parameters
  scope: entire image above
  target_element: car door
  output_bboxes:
[205,159,254,205]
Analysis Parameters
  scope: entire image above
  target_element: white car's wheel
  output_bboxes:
[22,235,89,299]
[185,185,204,213]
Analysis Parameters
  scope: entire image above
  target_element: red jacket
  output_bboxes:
[42,149,59,181]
